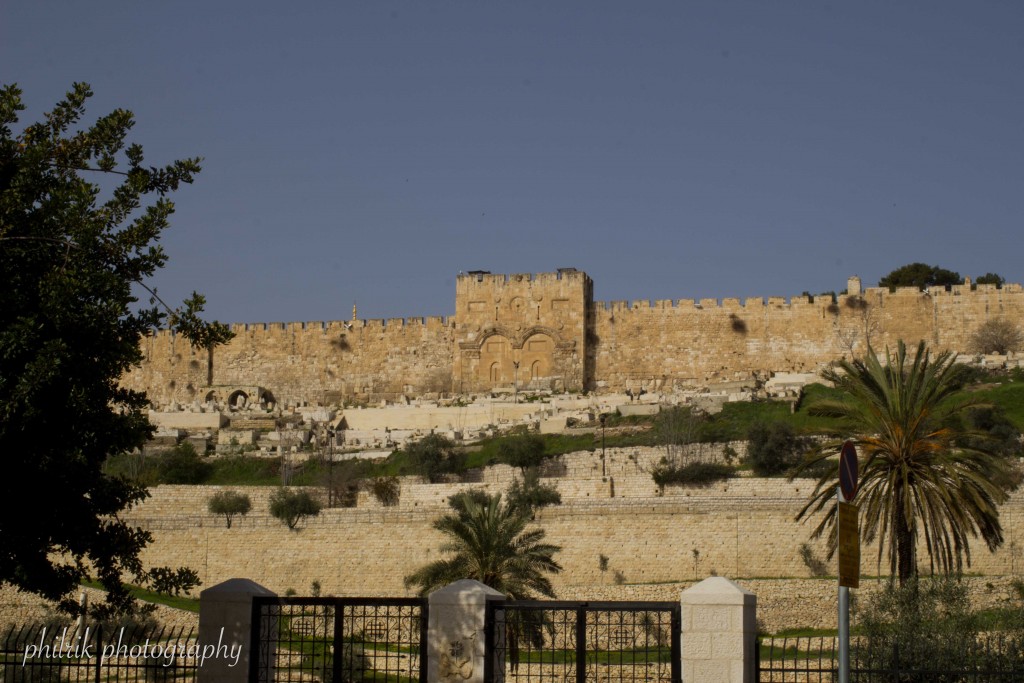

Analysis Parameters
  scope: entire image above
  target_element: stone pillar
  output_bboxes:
[197,578,276,683]
[427,579,505,683]
[680,576,757,683]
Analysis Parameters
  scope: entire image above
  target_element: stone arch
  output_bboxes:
[479,333,514,386]
[520,332,554,386]
[204,390,221,404]
[227,390,249,409]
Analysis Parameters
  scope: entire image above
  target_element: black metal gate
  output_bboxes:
[484,600,681,683]
[250,596,427,683]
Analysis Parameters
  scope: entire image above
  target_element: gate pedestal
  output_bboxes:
[680,577,756,683]
[428,580,505,683]
[198,578,275,683]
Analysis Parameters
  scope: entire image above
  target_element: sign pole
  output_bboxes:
[836,440,859,683]
[838,486,849,683]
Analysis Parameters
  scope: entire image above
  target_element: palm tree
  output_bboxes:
[795,340,1020,585]
[403,491,562,599]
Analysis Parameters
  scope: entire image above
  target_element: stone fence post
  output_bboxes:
[427,579,506,683]
[680,576,757,683]
[197,578,276,683]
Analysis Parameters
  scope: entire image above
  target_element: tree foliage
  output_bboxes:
[974,272,1005,287]
[207,490,252,528]
[506,467,562,514]
[878,263,962,291]
[969,318,1024,355]
[369,476,400,506]
[498,433,547,474]
[0,83,232,614]
[403,491,561,599]
[795,341,1020,585]
[404,433,465,483]
[269,488,322,529]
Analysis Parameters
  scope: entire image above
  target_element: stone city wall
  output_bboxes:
[591,283,1024,390]
[122,274,1024,406]
[122,316,455,408]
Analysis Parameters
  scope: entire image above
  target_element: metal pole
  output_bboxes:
[513,361,520,404]
[600,415,606,476]
[838,486,849,683]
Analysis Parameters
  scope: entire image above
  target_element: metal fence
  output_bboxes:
[758,634,1024,682]
[484,600,680,683]
[249,596,427,683]
[0,622,199,682]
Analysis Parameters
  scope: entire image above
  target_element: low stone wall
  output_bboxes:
[0,585,198,632]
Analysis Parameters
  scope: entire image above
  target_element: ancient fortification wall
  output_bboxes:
[592,282,1024,390]
[122,271,1024,406]
[123,316,455,408]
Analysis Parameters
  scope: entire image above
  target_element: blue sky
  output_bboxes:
[4,2,1023,322]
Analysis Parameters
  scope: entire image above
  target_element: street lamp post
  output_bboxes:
[513,361,520,404]
[599,413,607,476]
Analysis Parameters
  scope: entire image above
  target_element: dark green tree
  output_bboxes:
[403,491,561,599]
[404,433,465,483]
[795,341,1019,585]
[506,468,561,514]
[269,488,322,529]
[498,432,547,474]
[207,490,253,528]
[0,83,232,614]
[878,263,962,291]
[974,272,1005,287]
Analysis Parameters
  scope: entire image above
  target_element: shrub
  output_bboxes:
[207,490,252,528]
[269,488,322,529]
[970,318,1024,354]
[856,577,984,679]
[146,566,201,596]
[369,476,400,506]
[651,461,734,489]
[746,422,809,476]
[156,442,212,484]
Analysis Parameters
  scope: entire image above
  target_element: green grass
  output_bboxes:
[966,381,1024,430]
[205,455,282,485]
[80,579,200,613]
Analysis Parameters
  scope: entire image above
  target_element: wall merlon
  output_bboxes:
[743,298,765,308]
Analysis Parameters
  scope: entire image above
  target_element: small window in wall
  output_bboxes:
[531,360,541,380]
[490,362,501,383]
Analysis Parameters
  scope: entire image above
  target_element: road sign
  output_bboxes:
[838,501,860,588]
[839,441,858,501]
